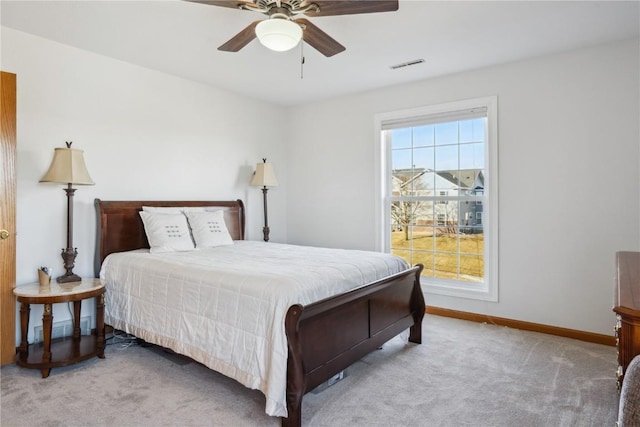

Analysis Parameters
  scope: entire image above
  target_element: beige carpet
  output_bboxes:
[0,314,618,426]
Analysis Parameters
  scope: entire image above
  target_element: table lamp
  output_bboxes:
[40,141,94,283]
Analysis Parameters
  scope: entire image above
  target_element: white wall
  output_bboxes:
[285,38,640,336]
[3,26,638,342]
[2,27,288,344]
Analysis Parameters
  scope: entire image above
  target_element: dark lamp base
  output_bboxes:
[59,246,80,283]
[57,273,82,283]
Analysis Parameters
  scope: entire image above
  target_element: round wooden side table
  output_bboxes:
[13,278,105,378]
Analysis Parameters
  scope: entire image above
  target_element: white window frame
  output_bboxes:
[374,96,499,301]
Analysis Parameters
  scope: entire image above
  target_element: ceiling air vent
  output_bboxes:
[390,59,425,70]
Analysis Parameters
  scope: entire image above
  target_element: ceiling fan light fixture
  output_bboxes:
[255,18,302,52]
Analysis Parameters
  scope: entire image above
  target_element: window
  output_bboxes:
[375,96,498,301]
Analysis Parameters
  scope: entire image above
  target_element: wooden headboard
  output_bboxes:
[94,199,245,277]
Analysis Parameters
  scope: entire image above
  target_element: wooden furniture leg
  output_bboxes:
[18,302,30,356]
[41,303,53,378]
[283,305,304,427]
[409,275,426,343]
[96,294,105,358]
[72,300,81,339]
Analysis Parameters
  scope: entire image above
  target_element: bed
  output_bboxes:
[94,199,425,427]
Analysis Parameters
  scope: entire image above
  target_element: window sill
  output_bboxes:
[421,279,498,302]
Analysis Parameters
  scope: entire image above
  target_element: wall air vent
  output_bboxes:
[390,59,425,70]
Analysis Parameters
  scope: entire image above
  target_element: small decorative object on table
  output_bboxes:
[37,266,52,287]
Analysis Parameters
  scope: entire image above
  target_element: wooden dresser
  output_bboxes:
[613,251,640,389]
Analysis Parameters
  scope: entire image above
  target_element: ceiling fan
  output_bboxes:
[186,0,399,57]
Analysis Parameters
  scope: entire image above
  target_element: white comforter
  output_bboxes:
[100,240,409,417]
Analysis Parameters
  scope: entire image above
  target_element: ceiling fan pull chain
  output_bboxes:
[300,41,305,79]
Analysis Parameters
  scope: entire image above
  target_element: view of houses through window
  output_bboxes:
[384,114,486,283]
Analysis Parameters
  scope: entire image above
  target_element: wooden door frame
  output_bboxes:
[1,71,17,365]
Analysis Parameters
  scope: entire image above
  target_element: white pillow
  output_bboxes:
[142,206,207,214]
[139,211,195,253]
[185,210,233,248]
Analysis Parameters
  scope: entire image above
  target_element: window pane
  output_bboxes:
[459,255,484,282]
[390,212,409,249]
[459,118,484,143]
[391,224,411,246]
[460,233,483,256]
[391,149,412,170]
[415,172,435,196]
[460,199,482,228]
[471,118,485,141]
[390,201,419,231]
[434,233,457,252]
[410,225,433,251]
[434,122,458,145]
[392,170,420,195]
[415,201,434,227]
[413,125,434,147]
[391,248,412,266]
[435,145,458,173]
[434,252,459,279]
[390,128,412,149]
[460,142,484,170]
[412,147,435,172]
[456,169,482,193]
[413,251,434,276]
[434,200,458,228]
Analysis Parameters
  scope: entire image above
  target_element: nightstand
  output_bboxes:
[13,278,105,378]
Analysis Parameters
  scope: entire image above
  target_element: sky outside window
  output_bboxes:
[391,118,485,173]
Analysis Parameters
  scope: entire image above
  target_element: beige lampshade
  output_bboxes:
[40,147,94,185]
[250,161,278,187]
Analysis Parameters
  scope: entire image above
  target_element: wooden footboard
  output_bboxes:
[283,264,425,427]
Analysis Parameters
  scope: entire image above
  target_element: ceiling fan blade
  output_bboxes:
[296,18,345,57]
[218,21,260,52]
[301,1,398,17]
[184,0,252,10]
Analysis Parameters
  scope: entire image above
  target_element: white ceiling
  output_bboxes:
[1,0,638,106]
